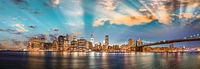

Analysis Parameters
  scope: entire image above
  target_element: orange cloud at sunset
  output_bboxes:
[110,15,156,26]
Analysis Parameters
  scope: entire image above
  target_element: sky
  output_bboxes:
[0,0,200,48]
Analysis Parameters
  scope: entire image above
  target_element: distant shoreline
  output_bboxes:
[0,50,199,53]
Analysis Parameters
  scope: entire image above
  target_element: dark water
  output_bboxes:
[0,52,200,69]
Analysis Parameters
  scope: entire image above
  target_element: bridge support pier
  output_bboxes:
[136,47,143,52]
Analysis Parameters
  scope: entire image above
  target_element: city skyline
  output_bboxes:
[0,0,200,47]
[1,0,200,69]
[26,33,200,52]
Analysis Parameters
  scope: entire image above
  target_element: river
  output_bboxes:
[0,52,200,69]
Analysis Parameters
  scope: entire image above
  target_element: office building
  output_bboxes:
[90,34,94,47]
[105,35,109,46]
[78,37,87,48]
[58,35,65,50]
[128,38,135,48]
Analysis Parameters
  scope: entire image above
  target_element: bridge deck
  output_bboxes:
[138,38,200,47]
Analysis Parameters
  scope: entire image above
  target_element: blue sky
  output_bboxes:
[0,0,200,47]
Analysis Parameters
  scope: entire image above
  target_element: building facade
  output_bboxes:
[27,37,43,51]
[90,34,94,47]
[78,37,87,48]
[52,40,58,51]
[128,38,135,48]
[58,35,65,50]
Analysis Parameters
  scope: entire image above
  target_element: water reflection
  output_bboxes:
[0,52,200,69]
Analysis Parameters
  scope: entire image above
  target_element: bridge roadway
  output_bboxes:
[138,38,200,47]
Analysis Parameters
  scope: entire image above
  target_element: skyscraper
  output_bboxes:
[90,34,94,47]
[128,38,135,48]
[71,35,78,48]
[105,35,109,46]
[52,40,58,50]
[65,34,69,42]
[63,34,69,50]
[58,35,65,50]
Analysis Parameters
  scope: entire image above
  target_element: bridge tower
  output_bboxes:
[135,40,144,52]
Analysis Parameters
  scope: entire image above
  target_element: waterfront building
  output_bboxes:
[113,45,120,50]
[144,47,153,52]
[128,38,135,48]
[78,37,87,49]
[27,37,44,51]
[102,45,108,50]
[88,42,93,49]
[93,43,101,51]
[63,37,69,50]
[43,43,53,50]
[58,35,65,51]
[160,47,169,52]
[153,47,161,52]
[108,46,112,50]
[52,40,58,50]
[121,44,128,50]
[90,34,94,47]
[105,35,109,46]
[71,36,78,48]
[68,34,73,43]
[65,34,69,42]
[104,35,109,50]
[40,34,46,50]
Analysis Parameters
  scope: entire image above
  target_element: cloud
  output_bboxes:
[98,0,116,11]
[0,40,9,49]
[28,26,37,28]
[196,15,200,18]
[50,0,59,7]
[0,29,13,32]
[72,32,82,35]
[93,15,156,26]
[182,13,193,19]
[32,34,47,39]
[42,2,49,7]
[184,18,200,28]
[13,32,23,35]
[52,28,59,31]
[157,14,173,24]
[49,34,57,40]
[93,18,111,26]
[32,11,42,15]
[59,0,84,33]
[178,13,193,19]
[12,0,29,9]
[66,22,84,32]
[12,24,28,33]
[110,15,155,26]
[0,28,22,35]
[59,0,83,16]
[0,40,26,49]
